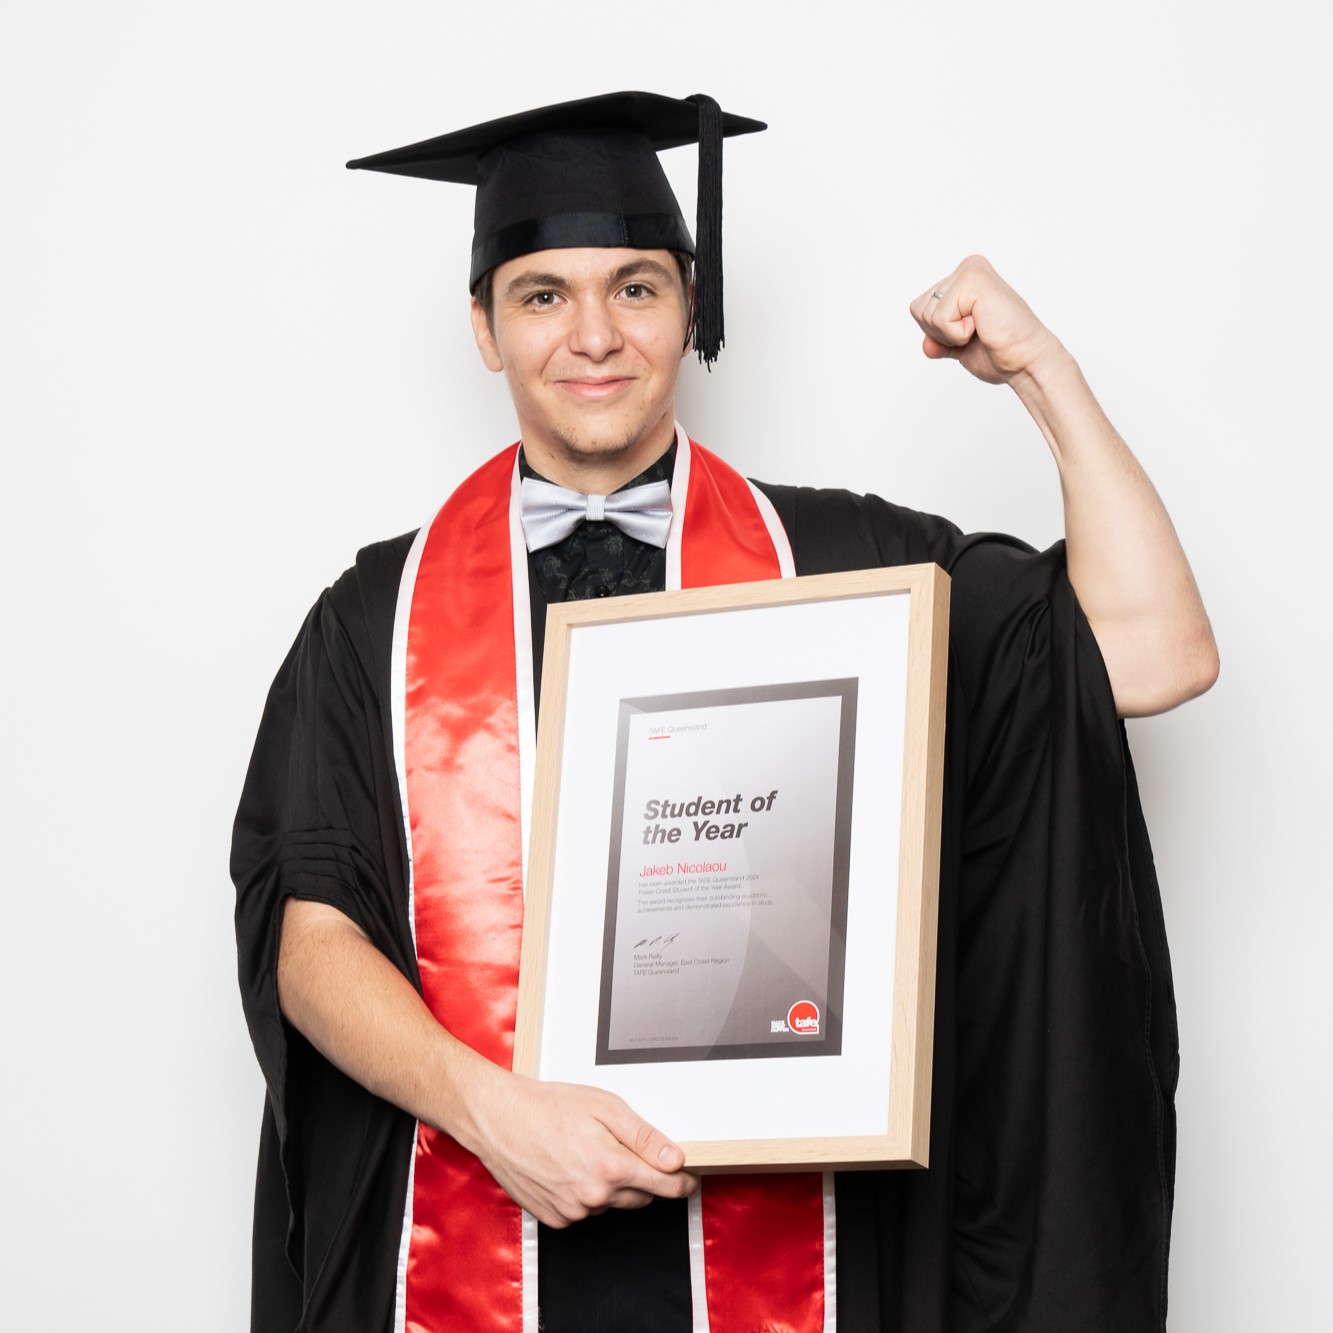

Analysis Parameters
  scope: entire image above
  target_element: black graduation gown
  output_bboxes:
[232,482,1178,1332]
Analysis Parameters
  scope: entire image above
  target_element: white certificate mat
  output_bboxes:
[515,566,950,1170]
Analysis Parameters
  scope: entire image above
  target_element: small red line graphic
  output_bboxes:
[649,735,671,741]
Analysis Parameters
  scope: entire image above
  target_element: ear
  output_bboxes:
[470,297,505,373]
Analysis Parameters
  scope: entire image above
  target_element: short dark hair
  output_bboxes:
[474,250,694,335]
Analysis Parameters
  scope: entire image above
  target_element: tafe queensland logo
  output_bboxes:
[787,1000,820,1036]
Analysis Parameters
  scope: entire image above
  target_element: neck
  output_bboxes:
[518,411,677,494]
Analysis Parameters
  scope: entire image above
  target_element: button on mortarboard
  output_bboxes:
[346,91,766,366]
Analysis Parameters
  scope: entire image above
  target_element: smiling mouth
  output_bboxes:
[557,376,635,400]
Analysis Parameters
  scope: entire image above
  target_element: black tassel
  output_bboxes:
[689,93,724,368]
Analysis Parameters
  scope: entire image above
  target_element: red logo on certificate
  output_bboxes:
[787,1001,820,1035]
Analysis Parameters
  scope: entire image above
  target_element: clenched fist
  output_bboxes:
[909,255,1064,387]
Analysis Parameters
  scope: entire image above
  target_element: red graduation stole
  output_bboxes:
[391,432,833,1332]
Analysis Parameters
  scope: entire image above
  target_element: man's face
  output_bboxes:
[471,247,691,491]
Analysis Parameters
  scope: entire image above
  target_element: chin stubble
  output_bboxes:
[550,424,647,461]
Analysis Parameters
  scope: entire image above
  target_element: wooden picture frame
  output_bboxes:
[514,565,950,1170]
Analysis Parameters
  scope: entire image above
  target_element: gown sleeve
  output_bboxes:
[230,538,417,1326]
[943,533,1178,1330]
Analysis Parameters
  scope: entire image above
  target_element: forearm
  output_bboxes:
[1010,348,1219,717]
[276,897,497,1148]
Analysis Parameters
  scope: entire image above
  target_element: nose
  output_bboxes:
[567,295,624,361]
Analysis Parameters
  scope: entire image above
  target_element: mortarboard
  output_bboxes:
[346,91,766,366]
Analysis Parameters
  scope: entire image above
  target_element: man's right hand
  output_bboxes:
[454,1062,698,1228]
[278,898,696,1229]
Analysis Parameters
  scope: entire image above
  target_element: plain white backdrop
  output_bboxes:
[2,3,1327,1328]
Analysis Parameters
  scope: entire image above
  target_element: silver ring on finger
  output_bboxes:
[930,289,946,300]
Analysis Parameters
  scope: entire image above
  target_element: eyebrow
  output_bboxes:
[604,258,676,289]
[502,270,571,300]
[501,258,677,302]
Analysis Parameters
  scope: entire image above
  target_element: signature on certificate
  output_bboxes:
[633,931,680,950]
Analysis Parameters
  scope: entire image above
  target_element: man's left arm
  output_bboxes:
[910,255,1219,718]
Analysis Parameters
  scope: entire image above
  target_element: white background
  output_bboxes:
[2,3,1326,1329]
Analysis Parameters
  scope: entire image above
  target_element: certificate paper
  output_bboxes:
[596,680,857,1064]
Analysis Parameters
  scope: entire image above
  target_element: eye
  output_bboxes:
[526,290,562,308]
[620,282,652,301]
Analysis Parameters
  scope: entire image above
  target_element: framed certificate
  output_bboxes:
[514,565,950,1170]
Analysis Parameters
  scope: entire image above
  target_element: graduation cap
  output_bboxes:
[346,91,766,366]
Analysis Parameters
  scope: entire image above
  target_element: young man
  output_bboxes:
[233,92,1217,1332]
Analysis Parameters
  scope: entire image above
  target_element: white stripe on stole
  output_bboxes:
[508,453,538,892]
[747,479,797,578]
[823,1172,838,1332]
[391,519,433,956]
[665,422,691,590]
[391,1143,420,1333]
[687,1190,712,1333]
[390,519,433,1333]
[507,453,541,1333]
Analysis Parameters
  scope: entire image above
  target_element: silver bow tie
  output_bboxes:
[519,476,674,552]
